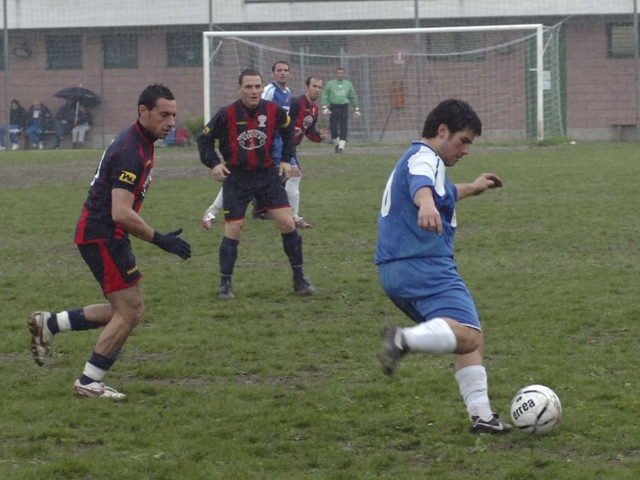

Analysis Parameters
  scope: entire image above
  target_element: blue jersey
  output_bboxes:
[262,83,291,112]
[375,141,458,264]
[262,83,290,162]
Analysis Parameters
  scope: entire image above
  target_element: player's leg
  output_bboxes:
[28,304,111,367]
[338,104,348,153]
[377,259,512,433]
[217,177,252,300]
[260,171,315,295]
[73,284,143,400]
[70,239,142,399]
[202,187,223,230]
[329,103,340,153]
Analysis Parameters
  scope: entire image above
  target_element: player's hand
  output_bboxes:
[212,164,230,182]
[322,106,330,115]
[354,108,361,118]
[417,205,442,235]
[279,162,292,179]
[319,128,328,139]
[152,229,191,260]
[472,173,503,195]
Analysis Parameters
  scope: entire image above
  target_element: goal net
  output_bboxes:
[203,24,564,144]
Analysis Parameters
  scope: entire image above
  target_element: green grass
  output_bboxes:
[1,142,640,479]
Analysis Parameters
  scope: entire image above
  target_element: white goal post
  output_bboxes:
[203,25,553,142]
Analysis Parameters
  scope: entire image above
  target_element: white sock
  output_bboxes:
[455,365,492,420]
[333,137,340,146]
[338,140,346,149]
[401,318,457,354]
[211,188,224,216]
[55,311,72,332]
[285,176,301,220]
[83,362,107,383]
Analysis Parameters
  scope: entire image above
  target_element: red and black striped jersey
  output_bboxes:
[75,121,156,244]
[198,99,293,170]
[289,95,322,146]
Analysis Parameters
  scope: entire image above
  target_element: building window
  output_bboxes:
[102,34,138,69]
[167,32,204,68]
[607,23,637,58]
[46,35,82,70]
[289,36,347,66]
[427,31,486,62]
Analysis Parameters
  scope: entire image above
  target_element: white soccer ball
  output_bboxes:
[510,384,562,435]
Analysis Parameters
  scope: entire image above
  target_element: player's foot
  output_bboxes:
[202,210,215,230]
[28,311,54,366]
[294,218,314,229]
[338,147,344,154]
[470,414,513,434]
[293,276,316,295]
[334,144,339,154]
[378,324,408,376]
[217,281,235,300]
[73,379,126,400]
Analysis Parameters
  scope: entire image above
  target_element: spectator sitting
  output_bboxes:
[53,99,76,149]
[0,99,29,151]
[26,101,53,150]
[72,106,93,148]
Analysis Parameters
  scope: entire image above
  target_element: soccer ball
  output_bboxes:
[510,385,562,435]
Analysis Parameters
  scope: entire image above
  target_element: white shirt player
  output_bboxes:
[375,141,458,264]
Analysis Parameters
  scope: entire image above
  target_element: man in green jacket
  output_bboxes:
[321,67,359,154]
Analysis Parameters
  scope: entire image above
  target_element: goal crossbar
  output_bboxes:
[203,25,545,141]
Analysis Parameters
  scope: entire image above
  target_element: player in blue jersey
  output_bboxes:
[202,60,292,228]
[375,99,512,434]
[28,85,191,400]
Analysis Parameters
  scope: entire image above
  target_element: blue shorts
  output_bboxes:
[378,257,481,330]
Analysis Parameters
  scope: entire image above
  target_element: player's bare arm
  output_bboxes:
[456,173,503,201]
[111,188,155,241]
[413,187,442,235]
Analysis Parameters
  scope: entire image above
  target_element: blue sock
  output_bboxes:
[219,236,239,286]
[79,350,119,385]
[282,230,304,279]
[46,314,59,335]
[68,308,100,331]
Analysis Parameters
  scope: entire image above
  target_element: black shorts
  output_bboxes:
[77,238,142,295]
[223,167,290,221]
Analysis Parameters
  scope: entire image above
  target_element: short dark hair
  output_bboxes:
[305,76,322,86]
[421,99,482,139]
[272,60,290,72]
[238,69,263,85]
[138,84,174,112]
[336,67,345,72]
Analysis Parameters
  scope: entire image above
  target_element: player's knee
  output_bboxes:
[454,327,483,354]
[277,217,296,233]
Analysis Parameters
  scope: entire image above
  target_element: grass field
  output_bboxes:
[1,142,640,479]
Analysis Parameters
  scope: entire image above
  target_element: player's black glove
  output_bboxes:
[152,229,191,260]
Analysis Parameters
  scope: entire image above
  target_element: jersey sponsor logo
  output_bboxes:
[238,130,267,150]
[258,115,267,128]
[302,115,313,130]
[118,171,137,185]
[203,127,210,135]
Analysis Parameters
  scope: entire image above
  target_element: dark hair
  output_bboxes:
[421,99,482,138]
[138,84,174,112]
[11,99,21,107]
[305,76,322,87]
[336,67,345,72]
[271,60,290,72]
[238,69,263,85]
